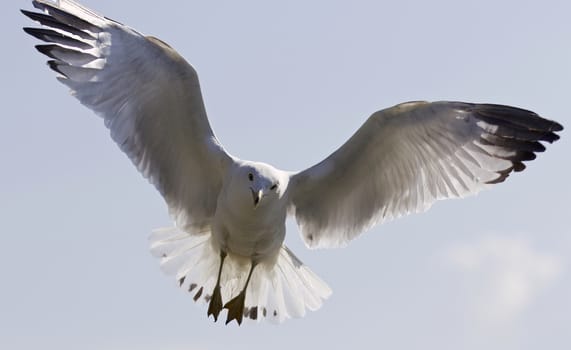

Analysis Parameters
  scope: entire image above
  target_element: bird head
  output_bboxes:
[230,162,285,211]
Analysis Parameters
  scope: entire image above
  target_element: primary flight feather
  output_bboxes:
[22,0,563,325]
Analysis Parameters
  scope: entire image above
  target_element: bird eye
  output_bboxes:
[270,183,278,190]
[248,173,254,181]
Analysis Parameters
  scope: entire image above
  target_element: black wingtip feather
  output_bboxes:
[21,9,96,40]
[474,103,563,146]
[22,26,42,38]
[513,162,526,172]
[548,133,560,143]
[23,27,93,50]
[47,60,68,78]
[551,120,564,132]
[35,44,98,66]
[486,166,513,184]
[35,44,57,59]
[474,104,562,135]
[518,151,537,162]
[473,103,561,185]
[480,134,547,153]
[21,9,54,25]
[20,9,39,20]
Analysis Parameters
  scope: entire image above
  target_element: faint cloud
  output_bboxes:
[445,235,564,324]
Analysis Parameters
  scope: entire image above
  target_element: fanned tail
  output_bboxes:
[149,228,331,323]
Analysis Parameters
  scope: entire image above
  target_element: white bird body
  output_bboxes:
[213,161,288,260]
[23,0,563,325]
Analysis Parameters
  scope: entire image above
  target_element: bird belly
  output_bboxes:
[227,227,284,260]
[212,211,286,261]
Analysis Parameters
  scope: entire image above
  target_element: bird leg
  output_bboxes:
[207,251,227,322]
[224,261,257,325]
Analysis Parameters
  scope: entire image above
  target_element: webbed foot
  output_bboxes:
[223,291,246,325]
[207,285,223,322]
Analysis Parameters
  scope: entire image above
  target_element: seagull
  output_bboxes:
[22,0,563,325]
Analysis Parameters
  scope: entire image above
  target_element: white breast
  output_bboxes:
[212,186,287,260]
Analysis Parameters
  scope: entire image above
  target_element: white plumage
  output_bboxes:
[23,0,562,325]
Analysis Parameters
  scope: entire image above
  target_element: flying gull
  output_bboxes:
[22,0,563,325]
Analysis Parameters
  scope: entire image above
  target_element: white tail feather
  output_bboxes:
[149,227,331,323]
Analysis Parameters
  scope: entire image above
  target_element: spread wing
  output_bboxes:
[23,0,233,233]
[288,101,563,249]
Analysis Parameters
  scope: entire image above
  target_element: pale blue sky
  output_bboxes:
[2,1,570,349]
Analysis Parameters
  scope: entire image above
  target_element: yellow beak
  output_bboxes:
[252,188,263,207]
